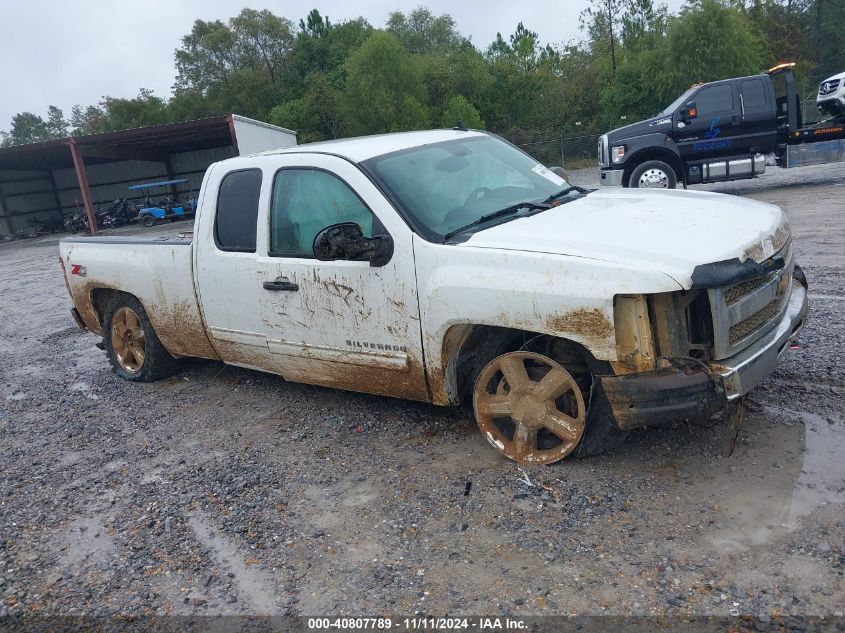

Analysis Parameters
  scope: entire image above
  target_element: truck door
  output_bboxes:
[194,164,281,370]
[255,153,429,402]
[738,77,777,155]
[675,82,742,160]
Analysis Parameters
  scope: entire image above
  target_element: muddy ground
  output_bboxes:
[1,163,843,627]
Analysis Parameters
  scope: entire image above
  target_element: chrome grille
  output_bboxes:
[707,242,793,360]
[598,135,608,167]
[723,275,769,305]
[819,79,840,96]
[729,297,783,343]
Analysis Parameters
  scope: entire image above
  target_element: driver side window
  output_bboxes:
[692,84,735,116]
[270,169,374,257]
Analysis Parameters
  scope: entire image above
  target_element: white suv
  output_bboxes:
[817,71,845,116]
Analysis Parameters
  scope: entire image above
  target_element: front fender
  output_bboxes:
[413,240,682,404]
[613,132,682,173]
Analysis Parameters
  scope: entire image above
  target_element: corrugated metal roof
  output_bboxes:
[0,116,237,171]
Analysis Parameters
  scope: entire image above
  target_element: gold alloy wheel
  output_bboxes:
[110,306,146,373]
[473,351,586,465]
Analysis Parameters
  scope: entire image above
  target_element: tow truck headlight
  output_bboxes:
[611,145,626,163]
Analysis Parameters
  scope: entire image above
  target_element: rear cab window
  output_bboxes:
[214,169,263,252]
[741,78,769,112]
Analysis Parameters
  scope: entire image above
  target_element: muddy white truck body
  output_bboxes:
[60,130,808,464]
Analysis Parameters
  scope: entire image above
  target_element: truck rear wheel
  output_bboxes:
[629,160,677,189]
[103,293,179,382]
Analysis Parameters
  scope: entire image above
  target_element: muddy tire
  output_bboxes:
[473,351,587,465]
[102,293,179,382]
[574,381,628,457]
[465,334,628,463]
[629,160,677,189]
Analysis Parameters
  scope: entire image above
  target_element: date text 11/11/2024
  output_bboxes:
[306,617,529,630]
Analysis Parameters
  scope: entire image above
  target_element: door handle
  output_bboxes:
[263,279,299,291]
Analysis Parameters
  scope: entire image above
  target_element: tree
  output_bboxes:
[270,72,344,141]
[658,0,763,101]
[67,90,169,136]
[386,7,463,54]
[341,31,430,134]
[441,95,485,129]
[173,9,296,119]
[70,104,107,136]
[1,107,68,146]
[290,15,371,82]
[300,8,331,37]
[230,9,296,88]
[1,113,48,146]
[2,3,824,150]
[174,19,240,94]
[737,0,805,65]
[46,106,68,138]
[581,0,627,78]
[99,89,170,131]
[621,0,668,50]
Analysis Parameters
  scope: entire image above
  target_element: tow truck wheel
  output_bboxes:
[473,351,586,465]
[103,293,179,382]
[629,160,677,189]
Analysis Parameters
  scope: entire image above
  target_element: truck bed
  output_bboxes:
[59,235,219,361]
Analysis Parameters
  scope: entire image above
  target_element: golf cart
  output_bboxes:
[129,179,196,228]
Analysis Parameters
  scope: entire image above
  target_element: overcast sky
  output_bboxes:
[0,0,685,129]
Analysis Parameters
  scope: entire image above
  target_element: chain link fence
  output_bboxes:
[513,133,601,170]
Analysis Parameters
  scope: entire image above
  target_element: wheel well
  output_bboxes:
[444,325,597,404]
[623,149,684,186]
[91,288,121,326]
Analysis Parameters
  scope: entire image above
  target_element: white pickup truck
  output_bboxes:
[59,129,808,465]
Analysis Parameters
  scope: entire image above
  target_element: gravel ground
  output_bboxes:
[1,163,844,627]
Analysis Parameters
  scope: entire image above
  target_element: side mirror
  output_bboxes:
[312,222,393,267]
[680,101,698,120]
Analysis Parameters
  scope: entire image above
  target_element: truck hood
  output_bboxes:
[605,115,671,143]
[460,188,789,289]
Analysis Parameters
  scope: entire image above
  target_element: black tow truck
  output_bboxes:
[598,63,845,188]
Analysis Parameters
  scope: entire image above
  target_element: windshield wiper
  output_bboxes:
[542,185,587,205]
[443,201,549,241]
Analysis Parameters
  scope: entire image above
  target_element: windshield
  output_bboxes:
[363,135,568,241]
[658,86,697,117]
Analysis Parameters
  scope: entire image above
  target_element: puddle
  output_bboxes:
[188,511,279,614]
[773,407,845,525]
[707,405,845,550]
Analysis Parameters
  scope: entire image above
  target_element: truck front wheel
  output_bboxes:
[629,160,677,189]
[473,351,588,465]
[103,293,179,382]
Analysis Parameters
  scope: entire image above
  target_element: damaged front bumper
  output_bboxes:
[600,280,808,430]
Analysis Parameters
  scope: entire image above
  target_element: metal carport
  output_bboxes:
[0,114,296,236]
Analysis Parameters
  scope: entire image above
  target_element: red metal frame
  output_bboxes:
[67,139,97,235]
[227,115,240,155]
